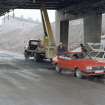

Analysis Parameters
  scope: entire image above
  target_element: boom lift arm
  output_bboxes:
[40,5,56,58]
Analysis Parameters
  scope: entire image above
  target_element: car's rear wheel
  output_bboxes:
[75,69,83,79]
[55,65,62,73]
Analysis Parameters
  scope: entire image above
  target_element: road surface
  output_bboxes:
[0,51,105,105]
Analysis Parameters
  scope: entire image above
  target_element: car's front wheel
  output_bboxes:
[55,65,62,73]
[75,69,83,79]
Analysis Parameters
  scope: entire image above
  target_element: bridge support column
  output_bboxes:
[84,14,102,43]
[55,11,69,48]
[55,11,60,45]
[60,20,69,47]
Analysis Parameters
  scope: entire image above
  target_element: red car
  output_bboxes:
[53,52,105,79]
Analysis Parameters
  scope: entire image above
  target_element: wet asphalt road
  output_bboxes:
[0,51,105,105]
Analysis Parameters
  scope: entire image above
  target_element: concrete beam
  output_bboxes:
[57,10,80,21]
[84,13,102,43]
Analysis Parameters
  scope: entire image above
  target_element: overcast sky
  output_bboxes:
[15,9,55,22]
[0,9,55,24]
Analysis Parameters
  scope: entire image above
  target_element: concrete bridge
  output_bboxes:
[0,0,105,46]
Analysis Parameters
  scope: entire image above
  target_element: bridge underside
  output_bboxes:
[0,0,105,16]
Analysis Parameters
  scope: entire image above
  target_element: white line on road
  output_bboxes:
[0,73,27,90]
[14,71,40,81]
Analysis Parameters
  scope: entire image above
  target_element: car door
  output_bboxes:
[67,57,79,70]
[58,54,72,69]
[62,53,79,70]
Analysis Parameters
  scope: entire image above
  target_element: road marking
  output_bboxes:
[14,71,40,81]
[21,70,40,78]
[0,73,27,90]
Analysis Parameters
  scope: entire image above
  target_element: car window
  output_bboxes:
[64,53,72,57]
[78,53,85,58]
[71,54,78,59]
[60,53,85,60]
[96,52,104,58]
[59,55,71,60]
[65,54,72,58]
[66,53,81,58]
[89,52,98,57]
[91,45,101,49]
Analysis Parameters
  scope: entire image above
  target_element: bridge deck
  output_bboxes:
[0,0,105,16]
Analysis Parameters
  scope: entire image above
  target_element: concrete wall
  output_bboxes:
[83,14,102,43]
[68,19,84,50]
[60,20,69,47]
[55,11,60,45]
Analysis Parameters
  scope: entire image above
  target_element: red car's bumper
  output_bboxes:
[84,72,105,76]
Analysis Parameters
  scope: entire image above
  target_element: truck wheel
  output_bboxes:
[25,56,29,60]
[24,52,29,60]
[55,65,62,73]
[34,53,42,62]
[34,53,39,62]
[75,69,83,79]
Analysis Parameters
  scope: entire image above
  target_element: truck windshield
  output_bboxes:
[31,41,38,45]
